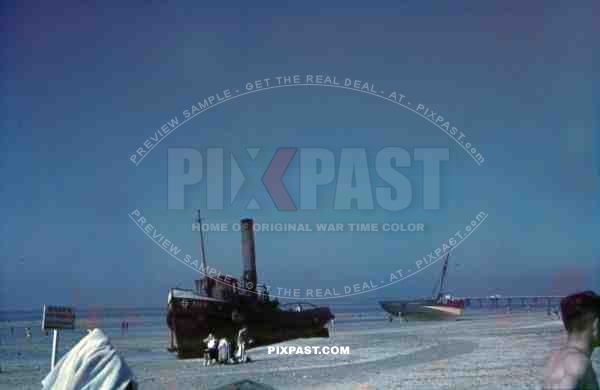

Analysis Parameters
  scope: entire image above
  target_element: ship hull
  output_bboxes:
[380,300,464,321]
[167,294,334,359]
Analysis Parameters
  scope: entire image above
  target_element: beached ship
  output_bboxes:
[379,249,465,321]
[166,213,334,359]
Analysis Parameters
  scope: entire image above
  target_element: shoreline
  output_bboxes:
[3,311,596,389]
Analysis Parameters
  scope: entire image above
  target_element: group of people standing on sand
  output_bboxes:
[203,327,251,367]
[120,321,129,334]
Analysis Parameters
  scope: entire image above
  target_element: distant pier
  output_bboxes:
[461,296,562,311]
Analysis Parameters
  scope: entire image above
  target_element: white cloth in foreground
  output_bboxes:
[41,328,136,390]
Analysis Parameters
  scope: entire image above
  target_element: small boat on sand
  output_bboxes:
[380,249,465,321]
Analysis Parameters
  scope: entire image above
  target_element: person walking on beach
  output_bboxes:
[24,327,32,344]
[218,338,230,364]
[236,327,249,363]
[553,307,562,320]
[203,333,217,366]
[543,291,600,390]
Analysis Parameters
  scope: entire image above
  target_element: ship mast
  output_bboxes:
[193,209,211,296]
[432,250,451,300]
[196,209,208,271]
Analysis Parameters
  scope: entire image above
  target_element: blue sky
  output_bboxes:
[1,0,597,309]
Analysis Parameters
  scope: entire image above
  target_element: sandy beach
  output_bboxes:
[1,310,598,389]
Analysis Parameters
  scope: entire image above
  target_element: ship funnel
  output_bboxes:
[241,218,257,294]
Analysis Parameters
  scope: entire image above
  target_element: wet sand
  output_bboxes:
[1,312,598,389]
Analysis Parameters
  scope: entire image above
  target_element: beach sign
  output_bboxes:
[42,305,75,370]
[42,305,75,330]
